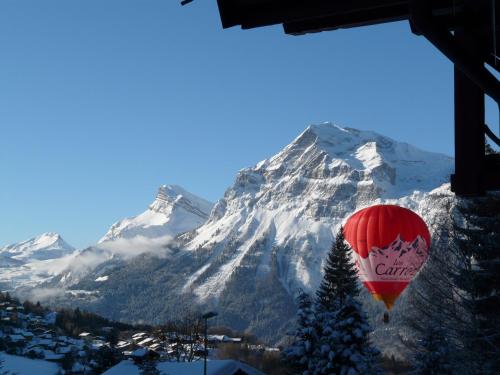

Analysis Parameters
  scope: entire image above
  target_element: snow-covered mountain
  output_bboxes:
[99,184,213,243]
[0,233,74,263]
[180,124,453,300]
[0,233,76,289]
[51,123,454,344]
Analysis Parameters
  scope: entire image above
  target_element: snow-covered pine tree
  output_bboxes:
[284,290,316,375]
[312,227,380,375]
[412,324,453,375]
[402,226,460,372]
[404,195,500,374]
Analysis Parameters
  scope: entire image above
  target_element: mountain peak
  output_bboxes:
[36,232,61,241]
[306,122,351,137]
[150,184,213,215]
[291,123,385,153]
[296,122,358,140]
[156,184,190,201]
[99,184,213,243]
[0,232,75,262]
[8,232,70,249]
[270,123,453,196]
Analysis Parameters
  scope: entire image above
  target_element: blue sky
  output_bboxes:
[0,0,496,248]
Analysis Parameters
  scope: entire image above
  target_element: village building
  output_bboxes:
[129,347,160,363]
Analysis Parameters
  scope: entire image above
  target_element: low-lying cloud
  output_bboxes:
[9,235,177,299]
[96,234,174,260]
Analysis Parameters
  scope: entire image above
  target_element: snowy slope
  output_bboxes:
[99,185,213,242]
[181,123,453,301]
[0,233,74,262]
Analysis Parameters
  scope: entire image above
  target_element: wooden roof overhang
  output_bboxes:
[210,0,500,196]
[217,0,455,33]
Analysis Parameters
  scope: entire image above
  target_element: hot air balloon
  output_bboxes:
[344,205,430,314]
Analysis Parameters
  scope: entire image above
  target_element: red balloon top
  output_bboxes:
[344,205,431,259]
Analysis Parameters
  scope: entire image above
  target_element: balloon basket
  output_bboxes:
[383,312,389,324]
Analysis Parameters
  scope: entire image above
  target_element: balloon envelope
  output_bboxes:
[344,205,430,310]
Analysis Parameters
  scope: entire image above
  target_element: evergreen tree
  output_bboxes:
[412,325,452,375]
[403,226,461,371]
[404,195,500,374]
[453,197,500,373]
[312,228,379,374]
[315,229,359,312]
[284,290,316,375]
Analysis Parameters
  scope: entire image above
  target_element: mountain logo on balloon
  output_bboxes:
[355,234,428,282]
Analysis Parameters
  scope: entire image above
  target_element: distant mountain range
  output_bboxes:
[4,123,456,348]
[0,186,212,291]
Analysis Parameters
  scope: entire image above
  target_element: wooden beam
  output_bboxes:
[451,31,486,196]
[217,0,410,29]
[283,4,408,35]
[217,0,457,30]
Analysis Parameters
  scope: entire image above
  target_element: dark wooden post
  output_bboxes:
[451,30,486,196]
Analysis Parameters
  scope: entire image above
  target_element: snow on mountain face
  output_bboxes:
[181,123,453,302]
[99,185,213,243]
[0,233,75,262]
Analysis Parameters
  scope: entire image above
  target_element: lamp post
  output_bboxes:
[202,311,218,375]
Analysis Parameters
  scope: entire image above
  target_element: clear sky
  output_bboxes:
[0,0,497,248]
